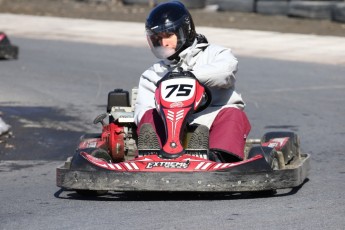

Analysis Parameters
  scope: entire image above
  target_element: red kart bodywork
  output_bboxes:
[79,151,262,172]
[155,76,206,155]
[77,123,128,162]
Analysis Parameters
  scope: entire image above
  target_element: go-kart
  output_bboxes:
[0,32,19,60]
[56,70,310,196]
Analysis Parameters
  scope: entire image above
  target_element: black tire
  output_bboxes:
[333,3,345,23]
[247,146,279,196]
[79,133,101,141]
[76,190,108,197]
[249,189,277,197]
[90,148,112,163]
[256,1,289,16]
[74,148,111,197]
[288,1,334,20]
[261,131,300,164]
[247,146,280,170]
[217,0,255,13]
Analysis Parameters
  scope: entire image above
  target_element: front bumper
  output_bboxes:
[56,153,310,192]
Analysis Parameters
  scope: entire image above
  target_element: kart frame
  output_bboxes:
[0,32,19,59]
[56,85,311,194]
[56,152,310,192]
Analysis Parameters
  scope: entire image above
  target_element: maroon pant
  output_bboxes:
[137,107,251,160]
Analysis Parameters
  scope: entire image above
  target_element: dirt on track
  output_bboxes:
[1,0,345,37]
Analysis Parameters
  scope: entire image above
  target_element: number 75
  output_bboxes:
[165,84,193,98]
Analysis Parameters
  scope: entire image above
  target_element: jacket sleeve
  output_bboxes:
[191,45,238,89]
[133,69,159,125]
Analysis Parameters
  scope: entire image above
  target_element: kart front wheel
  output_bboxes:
[247,146,280,196]
[247,146,281,170]
[261,131,301,164]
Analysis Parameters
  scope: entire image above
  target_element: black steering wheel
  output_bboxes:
[194,85,212,113]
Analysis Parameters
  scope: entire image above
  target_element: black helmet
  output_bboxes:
[145,1,196,60]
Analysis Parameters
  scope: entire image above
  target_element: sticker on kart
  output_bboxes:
[80,151,262,172]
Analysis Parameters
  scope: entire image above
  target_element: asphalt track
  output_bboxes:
[0,14,345,230]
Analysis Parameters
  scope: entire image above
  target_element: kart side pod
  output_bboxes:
[0,32,19,60]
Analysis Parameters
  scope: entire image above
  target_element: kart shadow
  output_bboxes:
[54,178,309,201]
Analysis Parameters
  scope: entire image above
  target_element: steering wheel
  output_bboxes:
[194,85,212,113]
[157,70,212,113]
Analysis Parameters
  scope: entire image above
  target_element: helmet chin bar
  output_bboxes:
[147,27,188,60]
[151,46,176,59]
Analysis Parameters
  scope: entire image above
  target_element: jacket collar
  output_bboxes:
[162,38,209,70]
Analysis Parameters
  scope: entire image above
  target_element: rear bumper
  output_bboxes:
[56,153,310,192]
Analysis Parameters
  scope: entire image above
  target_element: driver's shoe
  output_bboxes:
[187,125,209,150]
[137,123,160,150]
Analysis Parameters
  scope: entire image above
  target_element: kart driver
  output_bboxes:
[134,1,251,162]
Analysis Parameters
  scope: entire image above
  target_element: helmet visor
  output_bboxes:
[146,17,187,59]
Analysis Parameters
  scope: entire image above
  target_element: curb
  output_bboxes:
[217,0,255,12]
[333,2,345,22]
[289,1,337,19]
[256,0,289,15]
[84,0,345,23]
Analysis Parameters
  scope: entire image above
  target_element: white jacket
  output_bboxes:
[134,37,245,128]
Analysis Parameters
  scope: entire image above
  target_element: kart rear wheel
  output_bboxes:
[79,133,101,141]
[75,148,111,197]
[90,148,112,163]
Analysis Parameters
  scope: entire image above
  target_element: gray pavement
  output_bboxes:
[0,35,344,230]
[1,13,345,65]
[0,12,344,227]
